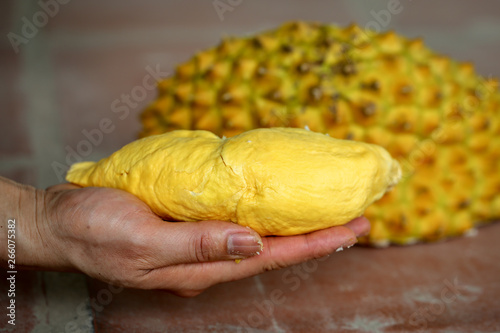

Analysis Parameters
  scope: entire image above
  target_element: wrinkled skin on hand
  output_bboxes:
[36,183,369,297]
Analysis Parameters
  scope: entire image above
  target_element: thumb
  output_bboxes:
[146,220,264,265]
[46,182,82,192]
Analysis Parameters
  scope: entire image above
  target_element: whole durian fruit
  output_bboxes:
[140,21,500,246]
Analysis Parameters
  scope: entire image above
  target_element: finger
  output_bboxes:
[144,216,366,267]
[244,223,358,271]
[140,220,264,266]
[343,216,371,237]
[46,183,82,192]
[141,222,358,291]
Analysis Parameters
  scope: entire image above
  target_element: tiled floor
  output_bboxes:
[87,224,500,332]
[1,0,500,332]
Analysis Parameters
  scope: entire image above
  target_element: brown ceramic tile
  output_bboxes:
[89,277,278,332]
[89,222,500,332]
[0,0,14,38]
[402,37,500,78]
[257,223,500,332]
[52,44,201,155]
[451,44,500,78]
[44,0,500,160]
[390,0,500,28]
[46,0,218,31]
[2,1,500,332]
[209,0,353,30]
[0,166,36,186]
[45,0,353,32]
[0,49,31,158]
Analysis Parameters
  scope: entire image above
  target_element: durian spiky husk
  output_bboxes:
[140,21,500,246]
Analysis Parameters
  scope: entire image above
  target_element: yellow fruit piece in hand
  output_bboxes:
[66,128,401,236]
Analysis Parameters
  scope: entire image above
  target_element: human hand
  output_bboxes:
[20,183,369,297]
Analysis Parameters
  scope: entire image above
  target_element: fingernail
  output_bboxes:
[227,232,263,257]
[336,237,357,252]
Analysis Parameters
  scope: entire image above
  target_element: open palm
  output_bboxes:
[40,183,369,297]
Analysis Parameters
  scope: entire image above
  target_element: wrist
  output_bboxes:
[16,183,47,269]
[0,176,70,270]
[0,177,22,265]
[18,185,73,270]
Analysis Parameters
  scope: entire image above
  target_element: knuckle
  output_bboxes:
[262,260,288,272]
[191,233,216,262]
[127,229,149,253]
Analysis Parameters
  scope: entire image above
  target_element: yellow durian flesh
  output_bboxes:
[139,22,500,246]
[66,128,401,236]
